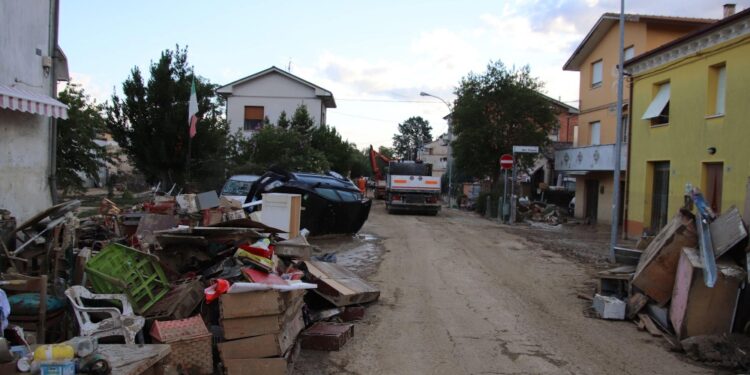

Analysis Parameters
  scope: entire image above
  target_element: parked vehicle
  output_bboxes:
[220,175,260,204]
[245,169,372,236]
[386,161,441,215]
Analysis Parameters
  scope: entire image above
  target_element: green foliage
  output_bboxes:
[311,124,354,175]
[56,83,109,194]
[451,61,557,186]
[290,105,315,136]
[392,116,432,160]
[106,46,230,191]
[236,126,329,173]
[277,111,290,129]
[377,146,395,159]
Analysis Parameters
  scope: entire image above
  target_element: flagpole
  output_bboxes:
[186,68,197,186]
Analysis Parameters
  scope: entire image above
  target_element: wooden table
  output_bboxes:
[99,344,171,375]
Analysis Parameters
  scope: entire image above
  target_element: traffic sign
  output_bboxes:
[512,145,539,153]
[500,154,513,170]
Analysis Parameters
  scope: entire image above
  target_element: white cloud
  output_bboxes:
[67,72,112,105]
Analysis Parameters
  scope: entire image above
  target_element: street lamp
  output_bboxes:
[420,91,454,208]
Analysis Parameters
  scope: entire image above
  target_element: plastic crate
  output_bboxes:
[85,243,170,314]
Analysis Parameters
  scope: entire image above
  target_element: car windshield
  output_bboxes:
[222,179,254,196]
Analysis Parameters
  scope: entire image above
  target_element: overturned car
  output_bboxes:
[245,170,372,236]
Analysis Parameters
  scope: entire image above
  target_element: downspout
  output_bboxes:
[623,74,634,239]
[48,0,60,203]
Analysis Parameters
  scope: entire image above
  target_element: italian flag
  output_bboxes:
[188,80,199,138]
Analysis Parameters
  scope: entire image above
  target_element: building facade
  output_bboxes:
[625,5,749,236]
[417,134,449,178]
[555,13,713,224]
[217,67,336,135]
[0,0,69,222]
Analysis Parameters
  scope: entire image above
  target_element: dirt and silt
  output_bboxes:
[294,202,720,374]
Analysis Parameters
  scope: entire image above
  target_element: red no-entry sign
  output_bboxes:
[500,154,513,170]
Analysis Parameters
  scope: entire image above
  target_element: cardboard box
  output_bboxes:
[219,310,305,360]
[220,289,304,319]
[221,294,304,340]
[223,342,299,375]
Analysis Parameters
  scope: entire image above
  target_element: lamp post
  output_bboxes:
[420,91,453,208]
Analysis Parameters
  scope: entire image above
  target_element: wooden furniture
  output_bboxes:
[260,193,301,239]
[2,274,66,344]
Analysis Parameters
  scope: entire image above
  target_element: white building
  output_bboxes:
[0,0,69,222]
[417,134,449,178]
[217,66,336,135]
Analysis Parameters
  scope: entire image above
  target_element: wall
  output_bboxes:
[225,72,324,135]
[626,38,750,236]
[417,137,448,177]
[556,110,578,143]
[0,0,54,222]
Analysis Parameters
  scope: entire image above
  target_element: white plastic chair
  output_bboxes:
[64,286,145,345]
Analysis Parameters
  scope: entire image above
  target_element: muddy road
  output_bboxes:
[297,202,713,374]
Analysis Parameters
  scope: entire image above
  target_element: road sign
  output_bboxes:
[512,145,539,153]
[500,154,513,170]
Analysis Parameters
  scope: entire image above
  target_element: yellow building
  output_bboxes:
[555,13,712,224]
[625,6,750,236]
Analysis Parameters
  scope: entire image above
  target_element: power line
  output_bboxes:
[336,98,444,104]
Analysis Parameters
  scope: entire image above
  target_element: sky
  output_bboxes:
[59,0,748,150]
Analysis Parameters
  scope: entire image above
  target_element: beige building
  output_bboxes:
[417,134,449,178]
[555,13,713,224]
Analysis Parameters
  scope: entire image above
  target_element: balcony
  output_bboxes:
[554,144,627,172]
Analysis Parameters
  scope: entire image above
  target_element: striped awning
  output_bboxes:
[0,84,68,119]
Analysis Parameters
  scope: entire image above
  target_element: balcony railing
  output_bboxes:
[554,143,627,172]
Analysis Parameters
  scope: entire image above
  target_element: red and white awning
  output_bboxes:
[0,84,68,119]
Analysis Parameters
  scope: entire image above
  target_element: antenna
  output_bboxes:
[287,58,292,72]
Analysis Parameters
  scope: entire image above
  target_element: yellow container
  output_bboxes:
[33,344,75,361]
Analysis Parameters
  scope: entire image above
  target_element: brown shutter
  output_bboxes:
[244,106,264,120]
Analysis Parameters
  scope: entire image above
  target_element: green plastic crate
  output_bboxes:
[85,243,170,314]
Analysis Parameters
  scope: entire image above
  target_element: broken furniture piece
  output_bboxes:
[65,285,145,345]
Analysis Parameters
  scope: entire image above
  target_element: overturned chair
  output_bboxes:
[65,285,144,345]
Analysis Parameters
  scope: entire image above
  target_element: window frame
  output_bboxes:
[591,59,603,88]
[707,63,726,117]
[590,121,601,145]
[243,106,265,132]
[642,81,670,127]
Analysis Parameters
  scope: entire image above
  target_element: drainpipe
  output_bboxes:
[48,0,60,204]
[623,74,634,239]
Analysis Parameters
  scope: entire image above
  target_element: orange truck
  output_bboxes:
[386,161,441,215]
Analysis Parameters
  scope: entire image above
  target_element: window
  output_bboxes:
[243,106,264,131]
[708,64,726,116]
[624,46,635,61]
[591,60,603,87]
[642,82,670,126]
[590,121,601,145]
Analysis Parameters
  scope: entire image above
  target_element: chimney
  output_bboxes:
[724,3,736,18]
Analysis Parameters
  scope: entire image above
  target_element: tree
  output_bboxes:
[241,126,329,173]
[56,83,109,194]
[106,46,230,190]
[311,124,354,175]
[277,111,290,129]
[290,105,315,137]
[451,61,556,186]
[392,116,432,160]
[377,146,395,160]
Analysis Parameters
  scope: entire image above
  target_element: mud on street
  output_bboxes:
[296,202,715,375]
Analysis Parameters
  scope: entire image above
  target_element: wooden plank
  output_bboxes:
[710,206,747,258]
[304,261,380,306]
[632,214,698,305]
[626,292,649,320]
[638,313,662,337]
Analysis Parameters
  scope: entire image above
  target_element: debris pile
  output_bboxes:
[589,187,750,370]
[517,200,567,225]
[0,188,378,375]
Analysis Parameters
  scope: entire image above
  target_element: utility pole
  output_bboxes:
[610,0,626,263]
